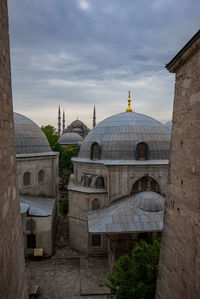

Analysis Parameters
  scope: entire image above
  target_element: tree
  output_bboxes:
[104,233,161,299]
[41,125,59,151]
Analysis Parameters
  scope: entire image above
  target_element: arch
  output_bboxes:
[90,142,101,160]
[136,142,149,160]
[26,218,36,231]
[23,171,31,186]
[84,175,91,187]
[92,198,100,210]
[96,176,105,188]
[38,170,44,183]
[131,176,161,194]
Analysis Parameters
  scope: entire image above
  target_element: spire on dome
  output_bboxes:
[126,91,133,112]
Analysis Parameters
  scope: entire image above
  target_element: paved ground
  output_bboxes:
[26,216,110,299]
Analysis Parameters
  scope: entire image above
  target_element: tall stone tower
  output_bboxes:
[62,110,65,134]
[0,1,28,298]
[156,30,200,299]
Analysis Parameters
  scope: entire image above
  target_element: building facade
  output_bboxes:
[14,112,59,257]
[68,96,171,265]
[156,30,200,299]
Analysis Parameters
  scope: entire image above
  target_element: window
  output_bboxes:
[136,142,148,160]
[132,176,161,194]
[38,170,44,183]
[91,142,100,160]
[84,175,91,187]
[26,219,36,231]
[27,234,36,249]
[23,172,31,186]
[92,199,100,210]
[92,234,101,247]
[96,176,105,188]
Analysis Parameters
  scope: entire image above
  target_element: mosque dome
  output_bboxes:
[71,119,85,129]
[78,111,171,160]
[14,113,51,154]
[58,132,83,145]
[132,191,165,212]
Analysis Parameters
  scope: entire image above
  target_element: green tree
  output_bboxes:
[104,233,161,299]
[41,125,59,151]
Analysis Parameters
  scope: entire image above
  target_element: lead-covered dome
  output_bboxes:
[79,111,170,160]
[14,113,51,154]
[58,132,83,145]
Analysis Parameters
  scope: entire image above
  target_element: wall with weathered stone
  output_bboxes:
[17,155,58,197]
[0,1,28,298]
[156,39,200,299]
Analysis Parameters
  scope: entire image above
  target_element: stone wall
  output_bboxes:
[17,155,58,197]
[156,38,200,298]
[0,1,28,298]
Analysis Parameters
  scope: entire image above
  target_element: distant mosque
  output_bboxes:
[57,105,96,147]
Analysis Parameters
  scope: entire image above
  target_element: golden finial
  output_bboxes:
[126,90,133,112]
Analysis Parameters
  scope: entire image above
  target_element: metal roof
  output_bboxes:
[88,191,165,234]
[19,196,56,216]
[79,111,170,161]
[58,132,82,145]
[14,113,51,155]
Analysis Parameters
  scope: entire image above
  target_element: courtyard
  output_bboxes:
[26,216,110,299]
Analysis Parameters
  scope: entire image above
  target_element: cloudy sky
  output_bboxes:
[8,0,200,128]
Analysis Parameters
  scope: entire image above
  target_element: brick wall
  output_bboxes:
[0,1,28,298]
[156,39,200,299]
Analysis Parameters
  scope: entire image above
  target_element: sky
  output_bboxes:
[8,0,200,129]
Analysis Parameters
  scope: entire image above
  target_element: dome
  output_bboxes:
[14,113,51,154]
[58,132,83,145]
[165,120,172,132]
[79,111,171,160]
[71,119,85,129]
[132,191,165,212]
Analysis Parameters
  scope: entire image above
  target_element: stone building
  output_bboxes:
[68,93,171,265]
[14,112,59,257]
[0,1,28,298]
[64,118,90,138]
[156,30,200,299]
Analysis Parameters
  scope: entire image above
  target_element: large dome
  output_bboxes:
[79,111,171,160]
[58,132,83,145]
[14,113,51,154]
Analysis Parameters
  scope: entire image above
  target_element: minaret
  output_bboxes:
[58,105,61,137]
[126,90,133,112]
[93,105,96,128]
[62,110,65,134]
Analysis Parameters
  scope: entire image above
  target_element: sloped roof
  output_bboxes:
[20,196,56,216]
[88,191,165,234]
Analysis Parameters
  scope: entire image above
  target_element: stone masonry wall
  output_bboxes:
[156,41,200,298]
[0,1,28,298]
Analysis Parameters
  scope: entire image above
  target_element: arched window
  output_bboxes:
[96,176,105,188]
[26,219,36,231]
[136,142,148,160]
[23,172,31,186]
[92,199,100,210]
[38,170,44,183]
[132,176,161,194]
[84,175,91,187]
[91,142,100,160]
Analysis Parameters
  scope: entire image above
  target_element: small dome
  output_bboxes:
[132,191,165,212]
[14,113,51,154]
[58,132,83,145]
[79,111,171,160]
